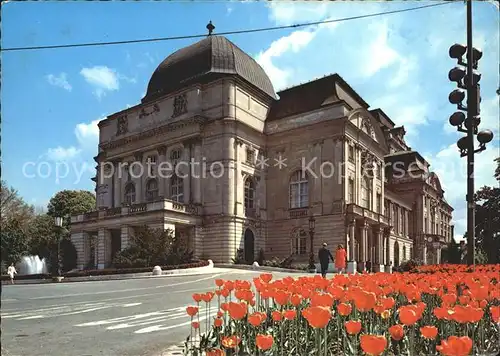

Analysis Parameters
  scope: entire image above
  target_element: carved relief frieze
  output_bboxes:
[100,117,204,150]
[116,115,128,136]
[172,93,188,118]
[139,104,160,119]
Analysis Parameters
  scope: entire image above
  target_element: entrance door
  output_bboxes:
[111,230,122,263]
[394,241,400,267]
[244,229,255,264]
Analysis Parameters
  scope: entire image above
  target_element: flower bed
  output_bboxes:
[183,264,500,355]
[0,260,209,281]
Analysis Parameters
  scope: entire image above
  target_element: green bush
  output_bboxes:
[232,249,246,264]
[111,226,193,268]
[263,255,294,269]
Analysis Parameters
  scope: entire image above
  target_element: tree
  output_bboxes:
[466,157,500,264]
[442,238,462,264]
[47,190,96,232]
[0,180,35,233]
[1,222,29,266]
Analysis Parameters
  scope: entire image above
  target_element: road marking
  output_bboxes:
[27,273,225,300]
[122,302,142,307]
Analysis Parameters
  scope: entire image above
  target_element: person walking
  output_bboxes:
[318,243,334,278]
[7,263,17,284]
[335,244,347,274]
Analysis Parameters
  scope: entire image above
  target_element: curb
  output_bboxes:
[1,265,216,285]
[214,263,307,274]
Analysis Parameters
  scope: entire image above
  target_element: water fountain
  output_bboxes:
[17,255,48,275]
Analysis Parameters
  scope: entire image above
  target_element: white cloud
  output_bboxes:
[426,142,499,236]
[46,146,81,161]
[46,72,72,91]
[80,66,135,99]
[45,119,101,162]
[256,29,317,90]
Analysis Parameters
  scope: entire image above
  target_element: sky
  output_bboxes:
[2,1,499,240]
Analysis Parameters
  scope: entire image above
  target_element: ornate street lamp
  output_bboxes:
[447,1,494,267]
[308,215,316,272]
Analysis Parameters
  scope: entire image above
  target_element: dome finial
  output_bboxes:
[206,21,215,36]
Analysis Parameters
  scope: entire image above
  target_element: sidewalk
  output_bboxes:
[1,262,223,285]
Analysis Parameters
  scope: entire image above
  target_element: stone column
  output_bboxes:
[347,219,357,274]
[359,221,369,271]
[157,146,167,198]
[374,228,384,272]
[385,228,391,272]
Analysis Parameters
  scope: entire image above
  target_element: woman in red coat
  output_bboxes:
[335,244,347,274]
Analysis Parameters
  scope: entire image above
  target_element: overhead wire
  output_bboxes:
[1,2,457,52]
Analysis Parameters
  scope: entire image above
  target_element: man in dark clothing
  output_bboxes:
[318,243,334,278]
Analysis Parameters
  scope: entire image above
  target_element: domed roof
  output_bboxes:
[143,35,277,102]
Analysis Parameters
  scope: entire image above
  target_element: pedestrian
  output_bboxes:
[7,263,17,285]
[318,243,334,278]
[335,244,347,274]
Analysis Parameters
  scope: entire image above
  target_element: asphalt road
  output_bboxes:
[1,268,305,356]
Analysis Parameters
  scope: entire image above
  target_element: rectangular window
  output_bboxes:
[348,145,354,163]
[146,155,157,176]
[424,217,428,234]
[348,178,354,203]
[376,193,382,213]
[246,148,255,165]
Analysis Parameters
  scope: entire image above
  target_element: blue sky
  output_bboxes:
[2,1,499,238]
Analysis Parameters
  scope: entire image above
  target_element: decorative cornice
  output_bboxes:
[235,138,244,147]
[100,116,205,150]
[182,136,201,147]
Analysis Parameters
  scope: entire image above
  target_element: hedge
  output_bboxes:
[1,260,209,281]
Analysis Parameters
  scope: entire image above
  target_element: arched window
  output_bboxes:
[124,183,136,205]
[291,228,307,255]
[244,177,256,215]
[145,178,159,202]
[170,149,182,167]
[146,155,157,177]
[289,170,308,209]
[361,176,372,209]
[403,245,407,261]
[170,174,184,203]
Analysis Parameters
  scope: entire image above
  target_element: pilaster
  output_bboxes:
[133,151,144,203]
[97,229,110,269]
[157,145,167,198]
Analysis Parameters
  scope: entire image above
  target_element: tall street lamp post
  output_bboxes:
[447,0,494,266]
[54,216,63,276]
[308,215,316,272]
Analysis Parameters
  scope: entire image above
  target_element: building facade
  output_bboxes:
[70,34,453,271]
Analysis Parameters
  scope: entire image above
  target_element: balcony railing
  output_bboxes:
[289,208,309,219]
[73,198,199,222]
[346,203,388,225]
